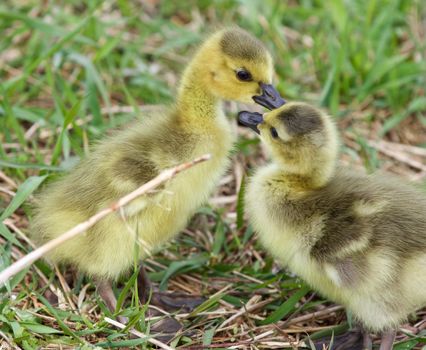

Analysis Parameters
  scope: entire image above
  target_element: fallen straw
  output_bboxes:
[0,154,211,286]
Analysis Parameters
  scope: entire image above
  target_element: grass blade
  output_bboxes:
[236,175,246,230]
[159,254,208,291]
[0,159,64,171]
[0,175,47,221]
[0,223,25,249]
[260,286,310,325]
[36,293,84,343]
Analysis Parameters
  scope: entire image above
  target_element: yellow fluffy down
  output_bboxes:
[30,27,274,281]
[246,103,426,332]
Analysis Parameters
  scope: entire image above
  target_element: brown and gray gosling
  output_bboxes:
[239,102,426,350]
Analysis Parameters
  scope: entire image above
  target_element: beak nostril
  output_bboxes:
[238,111,263,134]
[262,84,275,99]
[253,83,286,110]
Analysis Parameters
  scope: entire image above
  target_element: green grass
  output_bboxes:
[1,0,426,349]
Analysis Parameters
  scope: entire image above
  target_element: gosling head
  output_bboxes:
[239,102,339,185]
[186,27,284,106]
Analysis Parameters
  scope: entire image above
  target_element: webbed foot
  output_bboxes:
[134,262,205,342]
[137,262,206,313]
[148,291,206,313]
[146,309,183,342]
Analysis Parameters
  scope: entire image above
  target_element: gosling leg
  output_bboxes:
[362,330,372,350]
[137,261,153,305]
[379,329,396,350]
[95,279,128,324]
[137,262,206,312]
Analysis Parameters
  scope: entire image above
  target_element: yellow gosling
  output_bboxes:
[31,27,276,329]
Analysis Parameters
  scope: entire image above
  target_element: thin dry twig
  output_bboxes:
[0,170,18,188]
[370,140,426,157]
[0,236,57,295]
[4,219,37,249]
[0,154,211,286]
[368,140,426,171]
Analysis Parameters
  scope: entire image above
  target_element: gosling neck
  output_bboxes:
[175,64,222,126]
[275,160,336,191]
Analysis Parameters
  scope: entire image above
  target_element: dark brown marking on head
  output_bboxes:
[278,105,323,136]
[220,29,267,62]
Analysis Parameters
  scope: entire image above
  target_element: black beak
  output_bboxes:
[252,83,286,110]
[238,111,263,134]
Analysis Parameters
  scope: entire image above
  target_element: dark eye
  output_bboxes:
[270,127,278,139]
[236,69,253,82]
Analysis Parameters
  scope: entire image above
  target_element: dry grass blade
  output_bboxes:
[0,329,21,350]
[284,305,344,326]
[217,296,275,330]
[0,154,211,286]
